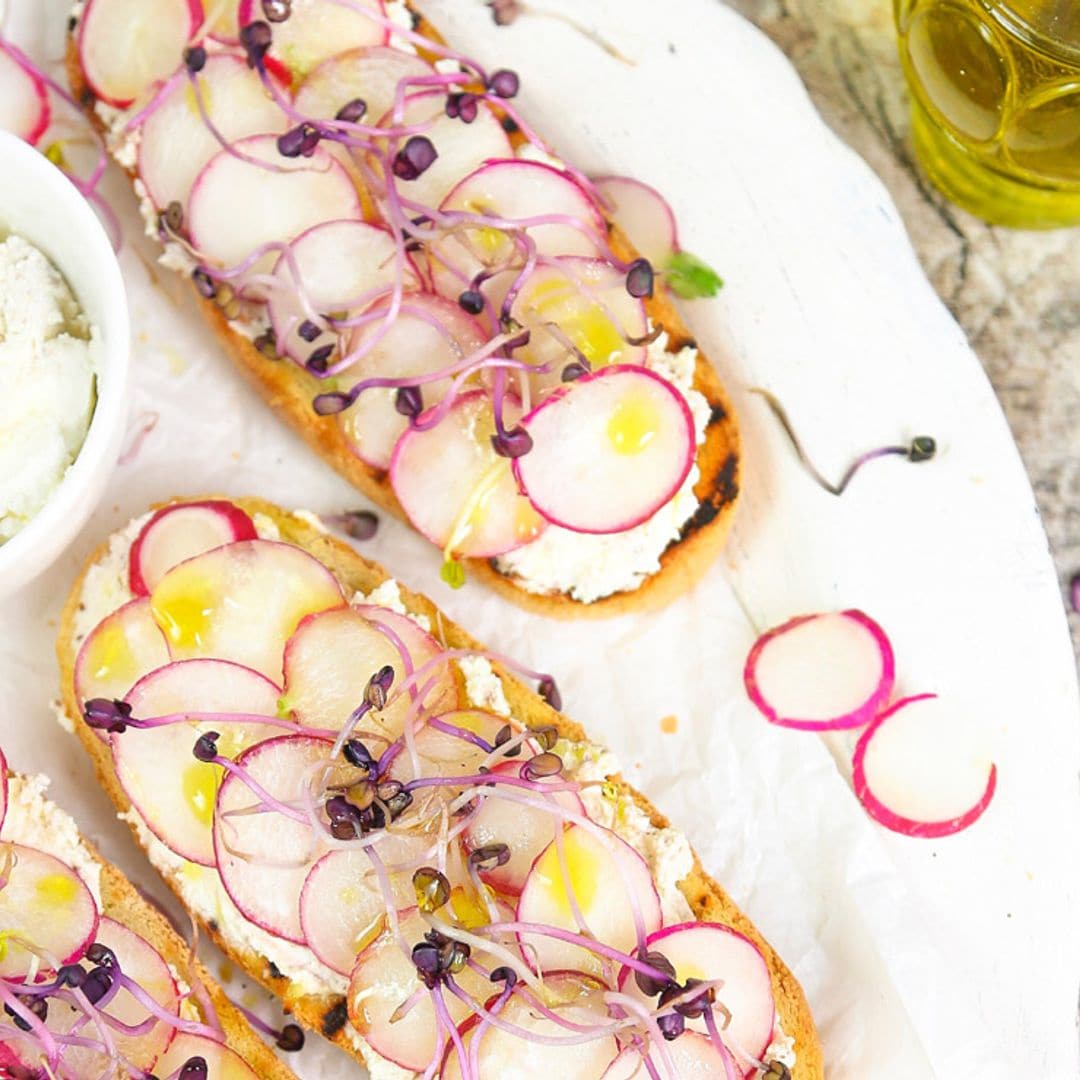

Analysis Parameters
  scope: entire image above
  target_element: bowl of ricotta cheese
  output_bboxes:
[0,130,129,596]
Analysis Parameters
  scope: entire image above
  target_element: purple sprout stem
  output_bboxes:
[703,1005,741,1080]
[425,716,493,753]
[433,985,474,1080]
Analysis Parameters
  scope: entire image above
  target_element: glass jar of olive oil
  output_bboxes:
[894,0,1080,228]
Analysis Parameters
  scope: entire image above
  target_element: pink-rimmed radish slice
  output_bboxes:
[618,922,775,1070]
[150,539,345,681]
[237,0,387,81]
[295,46,433,128]
[78,0,203,109]
[430,160,606,298]
[187,134,364,272]
[390,390,547,559]
[591,176,678,267]
[517,823,661,979]
[0,844,98,980]
[463,760,584,896]
[74,599,171,732]
[508,257,648,395]
[137,53,288,212]
[299,833,424,975]
[267,219,414,363]
[0,45,50,145]
[743,610,896,732]
[384,708,508,785]
[202,0,241,42]
[340,292,486,470]
[374,91,513,212]
[214,733,331,942]
[441,974,619,1080]
[513,365,696,535]
[156,1032,260,1079]
[347,909,493,1072]
[281,605,458,738]
[602,1033,738,1080]
[129,499,258,597]
[116,659,283,865]
[852,692,997,838]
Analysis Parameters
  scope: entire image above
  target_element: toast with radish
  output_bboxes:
[64,0,740,617]
[0,749,300,1079]
[56,496,822,1079]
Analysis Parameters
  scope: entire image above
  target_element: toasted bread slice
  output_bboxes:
[64,6,741,619]
[56,496,821,1078]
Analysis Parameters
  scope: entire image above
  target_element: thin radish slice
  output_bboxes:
[463,760,584,896]
[384,708,508,785]
[591,176,679,267]
[441,975,619,1080]
[137,53,289,212]
[213,734,332,942]
[430,160,606,298]
[295,46,434,129]
[517,824,661,979]
[129,499,258,596]
[390,390,547,558]
[237,0,388,81]
[743,610,896,732]
[339,292,487,469]
[156,1032,260,1079]
[513,365,696,535]
[618,922,775,1070]
[0,44,50,145]
[187,134,364,273]
[267,220,414,364]
[78,0,203,109]
[603,1033,738,1080]
[281,606,458,739]
[116,659,283,865]
[74,599,171,727]
[347,910,493,1072]
[300,834,423,975]
[149,539,345,681]
[203,0,242,42]
[0,844,98,980]
[853,693,997,838]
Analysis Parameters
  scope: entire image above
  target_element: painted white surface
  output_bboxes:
[0,1,1077,1077]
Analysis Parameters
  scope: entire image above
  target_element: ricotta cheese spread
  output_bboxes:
[0,233,100,543]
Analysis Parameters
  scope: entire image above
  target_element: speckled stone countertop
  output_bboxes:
[729,0,1080,653]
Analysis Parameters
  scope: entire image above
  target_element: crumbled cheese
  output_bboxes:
[293,508,328,533]
[72,513,148,643]
[458,655,511,717]
[251,512,281,541]
[3,775,103,905]
[764,1024,797,1070]
[0,234,99,543]
[355,578,432,633]
[385,0,419,54]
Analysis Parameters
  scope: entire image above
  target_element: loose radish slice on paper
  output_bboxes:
[188,135,363,272]
[347,910,493,1072]
[430,160,607,298]
[78,0,202,108]
[517,824,661,978]
[74,598,171,720]
[390,390,547,558]
[385,708,508,785]
[237,0,388,80]
[743,610,896,732]
[442,975,619,1080]
[214,734,331,942]
[463,760,584,895]
[592,176,678,267]
[853,693,997,838]
[619,922,775,1069]
[0,45,50,145]
[137,53,288,211]
[514,365,696,535]
[340,292,486,469]
[116,659,282,865]
[129,499,258,596]
[300,834,423,974]
[156,1032,260,1080]
[0,844,98,979]
[267,220,413,363]
[295,46,433,128]
[150,539,344,681]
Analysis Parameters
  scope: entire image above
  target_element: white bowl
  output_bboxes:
[0,131,130,597]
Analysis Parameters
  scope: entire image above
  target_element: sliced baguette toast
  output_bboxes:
[57,496,822,1078]
[64,7,741,619]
